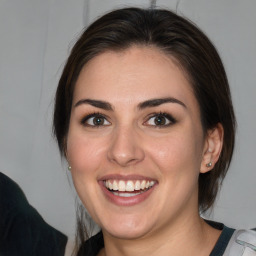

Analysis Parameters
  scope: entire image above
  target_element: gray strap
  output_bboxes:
[223,229,256,256]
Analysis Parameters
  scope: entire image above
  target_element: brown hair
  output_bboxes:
[53,6,236,249]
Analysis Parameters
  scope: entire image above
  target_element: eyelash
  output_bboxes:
[144,112,176,127]
[80,112,176,128]
[80,112,111,128]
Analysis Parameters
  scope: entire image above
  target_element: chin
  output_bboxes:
[100,213,155,240]
[104,226,152,240]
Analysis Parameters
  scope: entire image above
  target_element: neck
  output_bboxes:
[100,214,221,256]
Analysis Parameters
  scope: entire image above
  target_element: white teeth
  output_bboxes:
[126,180,134,192]
[141,180,146,190]
[135,180,140,190]
[113,180,118,191]
[150,181,155,186]
[113,191,143,197]
[119,180,126,191]
[104,179,156,192]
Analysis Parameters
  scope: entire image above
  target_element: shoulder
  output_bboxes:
[223,229,256,256]
[0,172,28,207]
[0,172,68,256]
[207,220,256,256]
[209,222,235,256]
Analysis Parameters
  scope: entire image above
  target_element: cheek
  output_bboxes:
[66,132,106,175]
[66,132,106,210]
[146,128,204,176]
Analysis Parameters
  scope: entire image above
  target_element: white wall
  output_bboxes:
[0,0,255,240]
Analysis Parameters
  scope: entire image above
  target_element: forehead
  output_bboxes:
[73,46,196,108]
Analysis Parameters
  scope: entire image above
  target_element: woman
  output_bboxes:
[53,7,255,256]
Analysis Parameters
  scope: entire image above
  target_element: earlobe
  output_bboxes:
[200,123,224,173]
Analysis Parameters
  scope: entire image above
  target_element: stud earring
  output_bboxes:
[206,162,212,168]
[68,166,71,171]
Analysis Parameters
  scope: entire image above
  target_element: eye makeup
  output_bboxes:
[143,112,177,128]
[80,112,111,127]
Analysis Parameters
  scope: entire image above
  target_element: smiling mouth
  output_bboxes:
[103,179,156,197]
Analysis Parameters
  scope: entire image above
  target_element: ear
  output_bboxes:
[200,123,224,173]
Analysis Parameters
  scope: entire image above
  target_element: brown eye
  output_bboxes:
[93,116,105,126]
[154,115,167,125]
[145,113,176,127]
[82,114,111,127]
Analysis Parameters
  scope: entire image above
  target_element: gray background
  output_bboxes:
[0,0,255,240]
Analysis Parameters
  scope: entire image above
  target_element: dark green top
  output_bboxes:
[0,172,67,256]
[209,221,235,256]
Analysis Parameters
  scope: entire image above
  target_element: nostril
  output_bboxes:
[107,142,145,165]
[109,155,140,167]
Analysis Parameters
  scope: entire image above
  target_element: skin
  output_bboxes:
[66,46,223,256]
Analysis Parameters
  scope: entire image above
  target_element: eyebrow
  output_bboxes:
[138,97,186,110]
[74,97,186,111]
[74,99,113,111]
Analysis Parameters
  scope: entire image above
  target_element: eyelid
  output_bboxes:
[80,112,111,127]
[143,112,176,127]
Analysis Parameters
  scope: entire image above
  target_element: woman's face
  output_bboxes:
[67,46,211,239]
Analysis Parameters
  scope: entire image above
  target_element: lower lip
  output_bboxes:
[99,181,156,206]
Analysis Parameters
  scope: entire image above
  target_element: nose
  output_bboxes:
[107,125,145,167]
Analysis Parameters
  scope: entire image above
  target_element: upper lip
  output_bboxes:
[98,174,157,182]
